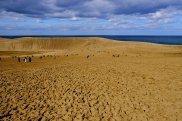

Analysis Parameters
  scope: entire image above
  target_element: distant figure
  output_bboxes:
[18,57,21,62]
[87,55,90,59]
[24,57,27,63]
[0,57,1,61]
[29,57,32,62]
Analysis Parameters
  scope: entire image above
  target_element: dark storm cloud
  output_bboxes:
[0,0,49,15]
[0,0,182,19]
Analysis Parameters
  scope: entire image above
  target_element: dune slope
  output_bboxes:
[0,37,114,51]
[0,37,182,121]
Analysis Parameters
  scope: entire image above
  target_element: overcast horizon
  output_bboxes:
[0,0,182,35]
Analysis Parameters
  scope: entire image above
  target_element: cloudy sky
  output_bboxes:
[0,0,182,35]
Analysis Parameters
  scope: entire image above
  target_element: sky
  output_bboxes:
[0,0,182,35]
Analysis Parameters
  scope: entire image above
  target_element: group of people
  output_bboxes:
[18,57,32,63]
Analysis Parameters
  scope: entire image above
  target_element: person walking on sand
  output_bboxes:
[29,57,31,62]
[18,57,20,62]
[24,57,27,63]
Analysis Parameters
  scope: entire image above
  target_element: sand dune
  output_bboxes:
[1,37,181,57]
[0,37,113,51]
[0,37,181,51]
[0,37,182,120]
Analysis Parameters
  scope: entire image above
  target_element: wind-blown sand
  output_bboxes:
[0,37,182,121]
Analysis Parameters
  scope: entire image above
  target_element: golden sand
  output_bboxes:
[0,37,182,120]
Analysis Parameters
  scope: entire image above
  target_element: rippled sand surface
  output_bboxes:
[0,38,182,121]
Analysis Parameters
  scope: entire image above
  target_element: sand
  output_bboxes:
[0,37,182,121]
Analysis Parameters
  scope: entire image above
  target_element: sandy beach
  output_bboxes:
[0,37,182,121]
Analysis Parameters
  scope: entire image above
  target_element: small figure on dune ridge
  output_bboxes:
[87,55,90,59]
[112,54,120,58]
[87,54,94,59]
